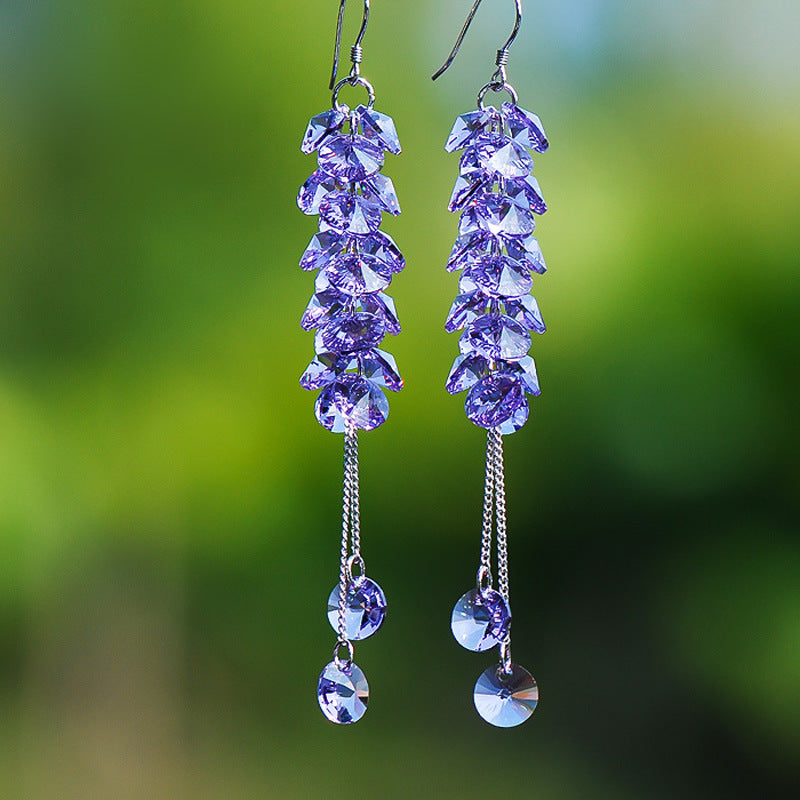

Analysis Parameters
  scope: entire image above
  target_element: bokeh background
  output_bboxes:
[1,0,799,797]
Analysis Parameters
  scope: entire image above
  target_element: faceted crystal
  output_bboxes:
[475,192,535,238]
[301,107,348,154]
[474,663,538,727]
[449,175,485,212]
[318,135,384,182]
[461,315,531,361]
[445,108,497,152]
[475,138,534,179]
[458,206,484,237]
[358,231,406,273]
[447,231,495,272]
[319,252,392,296]
[445,291,488,332]
[299,352,344,390]
[512,174,547,215]
[318,660,369,724]
[356,105,402,154]
[319,312,386,353]
[445,354,491,394]
[465,375,529,432]
[327,575,387,640]
[315,376,390,431]
[502,101,549,153]
[299,231,347,271]
[367,292,401,335]
[319,192,382,235]
[468,254,532,298]
[451,588,511,651]
[507,355,541,396]
[503,295,546,334]
[297,170,339,215]
[362,173,401,215]
[300,289,347,331]
[359,348,403,391]
[504,234,547,274]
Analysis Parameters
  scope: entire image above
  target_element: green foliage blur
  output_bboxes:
[1,1,798,797]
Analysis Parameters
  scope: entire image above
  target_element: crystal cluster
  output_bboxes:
[443,102,549,434]
[298,105,404,432]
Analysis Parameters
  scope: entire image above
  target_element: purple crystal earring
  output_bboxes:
[298,0,404,725]
[432,0,546,728]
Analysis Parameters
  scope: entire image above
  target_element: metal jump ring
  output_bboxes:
[477,564,493,592]
[477,80,519,109]
[346,553,366,580]
[332,75,376,111]
[333,639,354,669]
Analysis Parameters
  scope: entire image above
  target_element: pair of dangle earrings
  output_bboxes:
[297,0,547,728]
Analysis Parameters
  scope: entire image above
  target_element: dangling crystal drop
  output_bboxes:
[451,588,511,651]
[327,576,387,640]
[473,663,538,727]
[317,660,369,724]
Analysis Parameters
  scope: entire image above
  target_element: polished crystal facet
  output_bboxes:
[300,352,343,390]
[502,101,549,153]
[359,231,406,273]
[474,663,538,727]
[451,588,511,651]
[319,192,382,235]
[301,107,348,154]
[504,295,546,334]
[318,135,385,182]
[319,312,386,353]
[300,231,346,271]
[318,660,369,724]
[508,355,541,396]
[359,348,403,391]
[445,291,488,332]
[465,375,529,432]
[445,108,496,152]
[447,231,494,272]
[297,170,339,215]
[461,315,531,361]
[475,192,535,238]
[315,376,389,431]
[356,105,402,154]
[476,138,534,179]
[319,252,392,296]
[505,234,547,274]
[468,254,532,298]
[362,173,401,215]
[449,175,485,212]
[445,354,491,394]
[327,576,387,640]
[513,174,547,215]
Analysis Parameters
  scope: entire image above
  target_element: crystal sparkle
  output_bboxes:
[442,102,550,433]
[299,107,404,431]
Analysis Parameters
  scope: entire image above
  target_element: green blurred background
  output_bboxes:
[1,0,799,797]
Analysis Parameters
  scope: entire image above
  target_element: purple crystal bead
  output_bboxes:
[359,348,403,391]
[301,107,348,154]
[318,135,384,182]
[474,663,538,727]
[461,315,531,361]
[358,231,405,273]
[502,101,549,153]
[445,354,491,394]
[448,174,487,212]
[327,575,387,640]
[465,375,529,433]
[356,105,401,155]
[512,174,547,215]
[504,296,546,334]
[300,352,343,390]
[318,660,369,724]
[475,138,534,179]
[468,254,532,298]
[299,231,346,272]
[318,312,386,353]
[507,355,541,396]
[315,376,389,432]
[319,253,392,296]
[505,234,547,274]
[475,192,535,238]
[319,192,382,235]
[297,170,339,215]
[447,231,494,272]
[300,289,346,331]
[445,108,497,152]
[451,588,511,651]
[445,291,488,332]
[362,173,400,215]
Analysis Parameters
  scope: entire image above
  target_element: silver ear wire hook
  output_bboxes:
[431,0,522,106]
[330,0,376,109]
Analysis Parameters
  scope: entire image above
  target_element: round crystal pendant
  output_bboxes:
[473,663,538,727]
[451,588,511,651]
[327,576,387,640]
[317,660,369,724]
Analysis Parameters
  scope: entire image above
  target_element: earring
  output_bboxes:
[297,0,404,725]
[432,0,547,728]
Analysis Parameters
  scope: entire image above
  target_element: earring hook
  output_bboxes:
[431,0,522,82]
[330,0,371,90]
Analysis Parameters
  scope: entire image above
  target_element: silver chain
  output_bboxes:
[336,425,357,650]
[349,427,361,562]
[479,430,496,584]
[493,428,509,603]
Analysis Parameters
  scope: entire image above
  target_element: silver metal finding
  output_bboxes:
[480,429,496,580]
[493,428,509,602]
[333,638,355,669]
[337,425,357,646]
[330,0,376,109]
[499,638,513,676]
[431,0,523,108]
